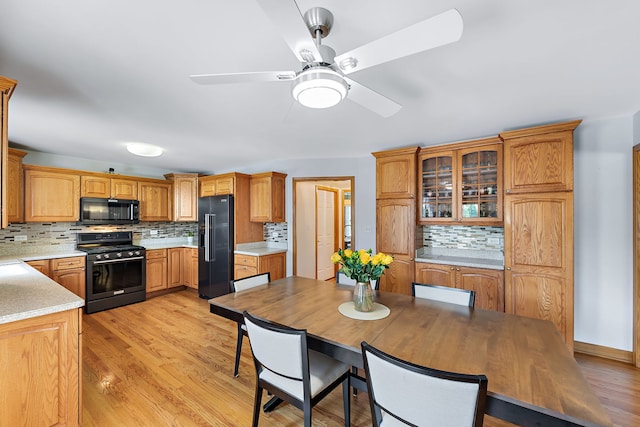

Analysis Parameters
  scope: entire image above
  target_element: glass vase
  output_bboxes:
[353,282,374,312]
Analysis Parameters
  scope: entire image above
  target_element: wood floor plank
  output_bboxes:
[81,289,640,427]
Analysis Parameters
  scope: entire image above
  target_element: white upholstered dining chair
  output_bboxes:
[230,272,270,377]
[361,341,488,426]
[243,310,351,427]
[411,282,476,307]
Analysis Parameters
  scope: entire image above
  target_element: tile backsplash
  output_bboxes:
[422,225,504,251]
[264,222,288,243]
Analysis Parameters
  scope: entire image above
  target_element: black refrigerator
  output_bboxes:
[198,195,234,299]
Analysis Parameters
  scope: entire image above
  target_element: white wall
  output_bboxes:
[574,115,634,350]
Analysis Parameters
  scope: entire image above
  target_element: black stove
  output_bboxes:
[77,231,147,313]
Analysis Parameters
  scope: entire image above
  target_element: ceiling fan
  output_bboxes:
[190,0,463,118]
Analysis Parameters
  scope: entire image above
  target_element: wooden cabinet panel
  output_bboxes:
[199,177,216,197]
[1,77,18,229]
[7,148,27,223]
[373,147,419,199]
[504,192,573,350]
[184,248,198,289]
[81,176,110,198]
[376,198,415,258]
[26,259,50,276]
[138,180,172,221]
[234,264,258,280]
[111,178,138,199]
[146,249,167,293]
[233,252,286,281]
[53,269,86,299]
[24,167,80,222]
[379,257,414,295]
[250,172,286,222]
[51,256,85,271]
[168,247,183,287]
[165,173,197,222]
[0,309,81,426]
[501,121,579,194]
[235,254,258,267]
[414,262,456,287]
[28,257,86,299]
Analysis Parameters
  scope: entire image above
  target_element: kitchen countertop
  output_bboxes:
[234,242,287,256]
[137,238,197,250]
[0,260,85,325]
[415,247,504,270]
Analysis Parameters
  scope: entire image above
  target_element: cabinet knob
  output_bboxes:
[506,267,511,271]
[506,189,511,194]
[456,267,460,271]
[450,266,455,270]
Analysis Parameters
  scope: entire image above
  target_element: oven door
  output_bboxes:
[86,256,146,313]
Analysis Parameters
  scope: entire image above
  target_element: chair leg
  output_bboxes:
[351,366,358,396]
[252,384,263,427]
[303,401,312,427]
[342,376,351,426]
[234,324,243,377]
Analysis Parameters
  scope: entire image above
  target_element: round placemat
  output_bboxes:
[338,302,390,320]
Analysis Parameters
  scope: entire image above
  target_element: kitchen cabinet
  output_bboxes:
[168,247,185,288]
[234,252,286,281]
[6,147,27,223]
[81,175,138,199]
[138,179,172,221]
[501,120,579,352]
[164,173,198,222]
[0,76,17,229]
[184,248,198,289]
[0,308,81,426]
[24,165,81,222]
[418,138,502,224]
[146,249,168,293]
[199,173,235,197]
[26,256,86,299]
[250,171,287,222]
[414,262,504,311]
[373,147,420,296]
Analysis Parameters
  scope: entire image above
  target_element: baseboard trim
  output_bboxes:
[574,341,634,364]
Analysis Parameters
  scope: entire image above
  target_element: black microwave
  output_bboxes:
[80,197,140,225]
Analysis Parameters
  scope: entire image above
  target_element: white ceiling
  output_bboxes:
[1,0,639,175]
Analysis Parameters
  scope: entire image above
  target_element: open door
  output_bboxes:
[316,186,338,280]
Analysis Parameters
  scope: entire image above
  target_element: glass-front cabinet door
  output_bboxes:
[419,140,502,225]
[419,150,456,222]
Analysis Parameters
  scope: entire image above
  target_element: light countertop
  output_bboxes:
[415,247,504,270]
[0,260,84,324]
[234,242,287,256]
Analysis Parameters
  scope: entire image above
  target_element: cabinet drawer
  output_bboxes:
[235,264,258,280]
[235,254,257,267]
[51,256,85,271]
[146,249,168,259]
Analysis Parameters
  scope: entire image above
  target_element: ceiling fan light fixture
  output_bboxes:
[292,68,348,109]
[126,142,163,157]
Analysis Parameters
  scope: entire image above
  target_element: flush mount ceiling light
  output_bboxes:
[126,143,163,157]
[291,67,349,109]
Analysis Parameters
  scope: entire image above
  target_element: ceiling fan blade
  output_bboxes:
[345,78,402,118]
[190,71,296,85]
[255,0,322,63]
[335,9,463,75]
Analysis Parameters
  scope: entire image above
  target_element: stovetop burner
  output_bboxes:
[76,231,144,256]
[77,244,146,255]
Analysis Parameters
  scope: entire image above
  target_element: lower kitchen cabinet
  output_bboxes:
[184,248,198,289]
[234,252,286,281]
[26,256,86,299]
[414,262,504,312]
[0,308,82,426]
[146,249,167,293]
[168,248,184,288]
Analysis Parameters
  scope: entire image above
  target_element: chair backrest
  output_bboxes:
[243,310,309,389]
[361,341,488,427]
[336,271,380,290]
[411,282,475,307]
[231,272,271,293]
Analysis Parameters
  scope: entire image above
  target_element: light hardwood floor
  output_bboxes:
[82,289,640,426]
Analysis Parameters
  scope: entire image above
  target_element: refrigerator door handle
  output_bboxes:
[204,213,216,262]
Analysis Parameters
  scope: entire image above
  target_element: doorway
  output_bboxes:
[293,177,354,280]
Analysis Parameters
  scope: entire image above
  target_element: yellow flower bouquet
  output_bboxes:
[331,248,394,283]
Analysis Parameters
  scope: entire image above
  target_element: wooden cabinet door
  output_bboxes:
[373,147,419,199]
[26,259,50,276]
[199,176,216,197]
[501,121,579,194]
[249,172,286,223]
[259,252,286,281]
[215,176,234,195]
[456,144,503,224]
[111,178,138,200]
[81,176,110,198]
[234,264,258,280]
[7,148,26,223]
[174,175,197,222]
[456,267,504,312]
[53,269,86,299]
[418,150,456,223]
[138,181,172,221]
[379,257,414,295]
[25,169,80,222]
[146,250,167,293]
[184,248,198,289]
[167,248,183,287]
[0,77,18,229]
[0,309,80,427]
[414,262,456,288]
[504,192,573,350]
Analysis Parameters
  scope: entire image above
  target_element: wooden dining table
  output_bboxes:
[209,276,611,427]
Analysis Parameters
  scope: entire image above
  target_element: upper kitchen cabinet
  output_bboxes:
[7,148,27,223]
[138,179,172,221]
[373,147,420,199]
[418,138,502,225]
[0,76,18,229]
[500,120,580,194]
[164,173,198,222]
[199,173,235,197]
[81,174,138,200]
[250,172,287,222]
[24,165,80,222]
